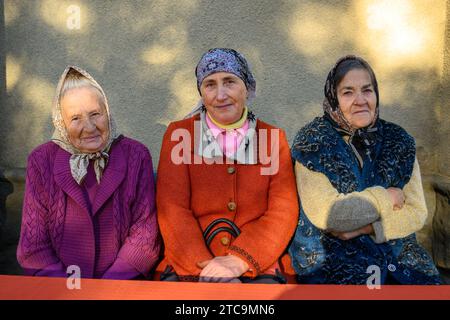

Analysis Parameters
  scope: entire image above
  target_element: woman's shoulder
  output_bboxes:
[295,116,330,136]
[26,142,60,177]
[115,136,152,158]
[292,116,335,147]
[377,119,416,165]
[28,141,60,162]
[256,118,281,131]
[168,115,200,132]
[379,119,415,143]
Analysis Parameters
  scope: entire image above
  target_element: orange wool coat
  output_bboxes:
[155,115,299,279]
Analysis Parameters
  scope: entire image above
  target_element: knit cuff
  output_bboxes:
[326,195,380,232]
[366,186,394,218]
[370,220,386,244]
[118,244,159,277]
[227,245,261,277]
[33,261,67,278]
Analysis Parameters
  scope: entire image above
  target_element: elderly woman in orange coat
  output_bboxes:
[155,48,299,283]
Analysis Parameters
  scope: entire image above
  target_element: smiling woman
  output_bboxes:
[200,72,248,125]
[16,66,161,279]
[60,86,109,153]
[156,48,299,284]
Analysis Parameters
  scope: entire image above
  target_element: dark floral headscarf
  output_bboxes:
[323,55,380,166]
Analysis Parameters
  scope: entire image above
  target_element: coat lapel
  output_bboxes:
[54,148,90,214]
[92,141,126,215]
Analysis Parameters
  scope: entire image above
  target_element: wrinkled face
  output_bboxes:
[60,87,109,153]
[337,68,377,129]
[200,72,247,125]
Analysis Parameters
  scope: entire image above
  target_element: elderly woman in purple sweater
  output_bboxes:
[17,66,160,279]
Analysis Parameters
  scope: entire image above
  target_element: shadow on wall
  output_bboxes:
[0,0,447,276]
[0,0,6,237]
[0,0,4,136]
[1,0,446,168]
[0,0,21,275]
[431,1,450,281]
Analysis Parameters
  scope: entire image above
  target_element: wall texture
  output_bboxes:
[0,0,447,170]
[440,0,450,179]
[431,0,450,276]
[0,0,448,275]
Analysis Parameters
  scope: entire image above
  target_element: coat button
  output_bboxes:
[227,201,236,211]
[220,237,230,246]
[227,167,235,174]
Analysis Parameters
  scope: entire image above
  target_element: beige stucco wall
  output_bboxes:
[0,0,448,274]
[1,0,447,170]
[440,0,450,178]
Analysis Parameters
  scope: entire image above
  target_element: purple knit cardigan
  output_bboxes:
[17,137,161,279]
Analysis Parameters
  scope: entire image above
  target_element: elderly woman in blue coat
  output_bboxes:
[288,55,442,284]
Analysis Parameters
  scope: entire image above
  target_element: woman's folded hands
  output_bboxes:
[197,254,249,283]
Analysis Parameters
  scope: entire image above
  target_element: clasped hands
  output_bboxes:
[197,254,249,283]
[195,188,406,275]
[329,187,405,241]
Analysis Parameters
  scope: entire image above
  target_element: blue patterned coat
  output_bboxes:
[288,116,441,284]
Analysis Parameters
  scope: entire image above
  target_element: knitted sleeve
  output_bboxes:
[157,122,214,276]
[111,145,161,277]
[296,158,427,243]
[368,158,428,242]
[101,256,141,280]
[16,150,66,277]
[296,161,382,232]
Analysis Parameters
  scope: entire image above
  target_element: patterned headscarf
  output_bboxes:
[186,48,256,118]
[51,65,120,184]
[323,55,380,166]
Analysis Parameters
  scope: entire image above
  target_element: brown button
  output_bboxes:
[227,167,235,174]
[227,201,236,211]
[220,237,230,246]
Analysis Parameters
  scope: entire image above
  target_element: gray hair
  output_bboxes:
[59,68,106,109]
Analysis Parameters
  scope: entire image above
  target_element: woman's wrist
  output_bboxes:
[228,254,249,274]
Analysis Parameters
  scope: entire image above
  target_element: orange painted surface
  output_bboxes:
[0,275,448,300]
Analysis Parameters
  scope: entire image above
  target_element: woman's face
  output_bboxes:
[200,72,247,125]
[60,87,109,153]
[337,68,377,129]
